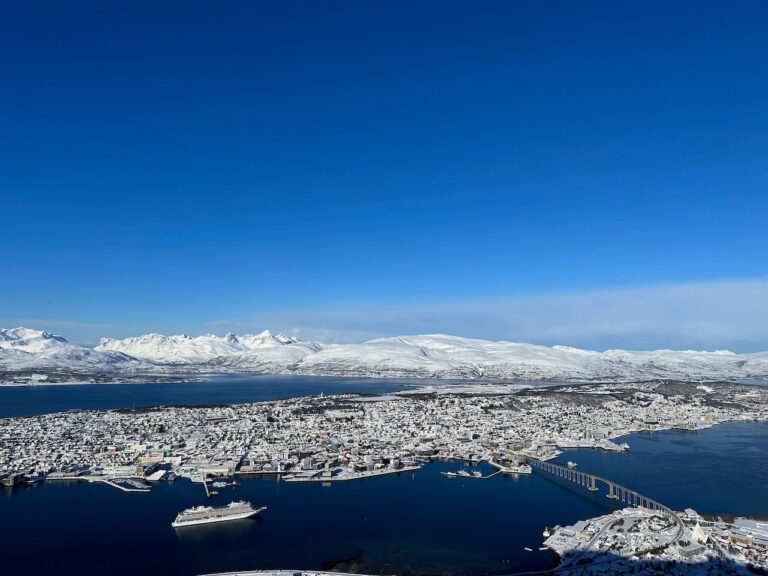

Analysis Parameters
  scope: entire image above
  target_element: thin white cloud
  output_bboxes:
[214,278,768,352]
[1,318,116,331]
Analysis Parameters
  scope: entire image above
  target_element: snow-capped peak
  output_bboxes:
[0,327,147,377]
[0,327,69,353]
[238,330,298,349]
[95,329,301,364]
[4,327,768,383]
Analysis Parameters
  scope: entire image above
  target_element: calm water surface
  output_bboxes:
[0,375,569,418]
[553,420,768,517]
[0,375,424,418]
[2,461,596,576]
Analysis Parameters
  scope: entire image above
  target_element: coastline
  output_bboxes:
[3,421,768,575]
[2,379,767,575]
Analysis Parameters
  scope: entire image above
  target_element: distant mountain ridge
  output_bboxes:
[2,327,768,384]
[97,330,304,364]
[0,327,146,376]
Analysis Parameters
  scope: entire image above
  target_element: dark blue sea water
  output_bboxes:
[2,380,767,576]
[552,420,768,518]
[0,375,424,418]
[0,375,568,419]
[2,462,594,576]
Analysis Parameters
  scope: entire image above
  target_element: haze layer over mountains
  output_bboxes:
[2,327,767,385]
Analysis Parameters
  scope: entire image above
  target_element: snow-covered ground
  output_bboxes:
[2,327,768,384]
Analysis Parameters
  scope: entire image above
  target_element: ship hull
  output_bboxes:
[171,506,265,528]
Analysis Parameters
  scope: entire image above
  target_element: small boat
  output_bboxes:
[230,480,240,487]
[542,528,551,537]
[524,547,533,552]
[567,461,577,468]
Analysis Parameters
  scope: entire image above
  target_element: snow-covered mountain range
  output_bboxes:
[97,330,307,364]
[0,327,146,376]
[2,327,767,384]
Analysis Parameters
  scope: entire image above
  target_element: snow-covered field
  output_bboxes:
[2,327,768,384]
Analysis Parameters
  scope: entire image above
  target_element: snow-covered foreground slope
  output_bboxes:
[2,327,768,383]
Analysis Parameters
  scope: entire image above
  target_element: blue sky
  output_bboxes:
[2,1,767,349]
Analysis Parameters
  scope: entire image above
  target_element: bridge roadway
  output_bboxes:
[528,458,685,544]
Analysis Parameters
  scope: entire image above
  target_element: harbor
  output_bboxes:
[2,439,767,576]
[1,381,767,575]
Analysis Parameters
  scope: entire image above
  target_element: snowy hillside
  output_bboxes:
[3,327,768,384]
[290,334,768,381]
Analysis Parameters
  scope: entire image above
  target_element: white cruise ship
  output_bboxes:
[171,501,266,528]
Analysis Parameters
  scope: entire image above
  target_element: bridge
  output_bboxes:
[528,458,684,543]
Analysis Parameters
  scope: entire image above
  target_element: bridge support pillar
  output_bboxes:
[588,477,598,492]
[606,484,618,499]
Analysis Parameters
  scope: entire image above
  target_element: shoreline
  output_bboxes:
[4,421,768,574]
[3,370,765,388]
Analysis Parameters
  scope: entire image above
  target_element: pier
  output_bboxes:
[283,465,422,483]
[441,469,502,480]
[47,475,151,493]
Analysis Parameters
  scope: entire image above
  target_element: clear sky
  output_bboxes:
[2,1,767,349]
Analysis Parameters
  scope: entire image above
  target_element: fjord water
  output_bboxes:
[0,375,423,418]
[552,420,768,518]
[2,462,574,576]
[0,375,563,418]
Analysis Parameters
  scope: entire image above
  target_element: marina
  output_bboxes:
[440,469,500,479]
[46,474,151,493]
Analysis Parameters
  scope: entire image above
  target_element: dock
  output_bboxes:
[283,465,421,483]
[441,470,502,480]
[47,475,151,493]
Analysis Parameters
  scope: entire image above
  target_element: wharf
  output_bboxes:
[283,465,421,483]
[488,460,533,475]
[441,470,502,480]
[47,475,150,493]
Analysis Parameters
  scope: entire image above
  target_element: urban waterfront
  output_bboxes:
[1,379,767,576]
